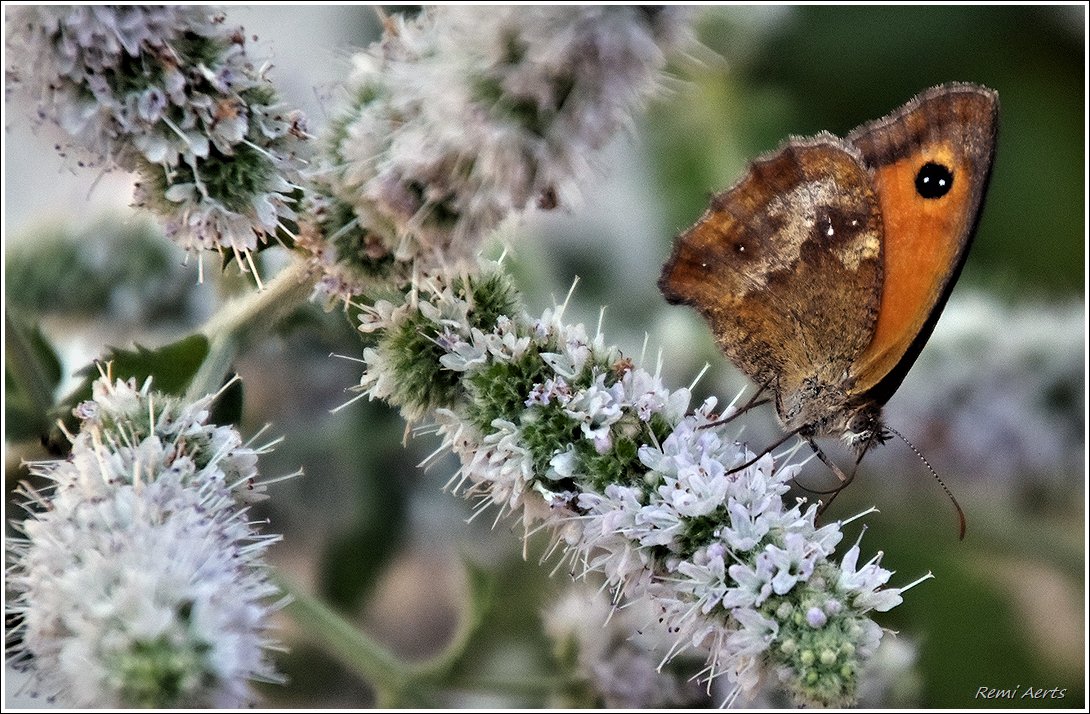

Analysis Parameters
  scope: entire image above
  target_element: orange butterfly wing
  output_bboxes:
[846,84,999,403]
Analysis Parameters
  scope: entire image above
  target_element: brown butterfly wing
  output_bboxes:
[659,137,883,403]
[846,83,999,404]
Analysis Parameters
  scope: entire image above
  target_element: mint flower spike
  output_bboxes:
[356,263,929,707]
[544,584,705,707]
[301,6,694,304]
[6,6,308,277]
[7,372,293,707]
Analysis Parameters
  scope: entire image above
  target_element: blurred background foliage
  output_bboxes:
[4,5,1084,708]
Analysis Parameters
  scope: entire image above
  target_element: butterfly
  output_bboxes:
[658,83,999,521]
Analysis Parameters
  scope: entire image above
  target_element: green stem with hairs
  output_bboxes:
[273,559,498,706]
[273,573,413,703]
[185,258,313,401]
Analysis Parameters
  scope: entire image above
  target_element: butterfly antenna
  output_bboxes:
[885,425,967,540]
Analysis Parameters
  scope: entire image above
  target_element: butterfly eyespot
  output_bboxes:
[915,161,954,199]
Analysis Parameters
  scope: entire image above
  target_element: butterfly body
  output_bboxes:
[660,83,999,457]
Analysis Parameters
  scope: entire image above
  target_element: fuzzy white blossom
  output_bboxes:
[7,375,287,707]
[543,585,706,708]
[301,6,693,303]
[5,5,307,270]
[885,293,1084,491]
[353,265,925,706]
[545,586,923,709]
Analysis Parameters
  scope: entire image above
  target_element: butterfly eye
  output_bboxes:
[847,408,879,440]
[915,161,954,199]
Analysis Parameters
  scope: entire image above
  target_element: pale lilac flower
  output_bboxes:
[304,6,693,302]
[461,419,536,513]
[621,366,689,422]
[658,459,731,518]
[525,376,572,408]
[807,606,829,628]
[563,373,626,451]
[354,265,922,705]
[577,485,657,589]
[722,499,772,551]
[727,608,779,658]
[675,544,729,614]
[440,334,491,373]
[6,5,307,269]
[632,502,687,548]
[723,561,774,609]
[543,586,705,707]
[546,445,578,479]
[68,374,266,500]
[765,532,820,595]
[7,375,287,707]
[838,545,933,613]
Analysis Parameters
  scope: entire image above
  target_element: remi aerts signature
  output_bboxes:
[975,685,1067,701]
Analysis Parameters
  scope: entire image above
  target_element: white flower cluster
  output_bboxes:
[886,293,1084,491]
[304,6,692,303]
[543,585,706,708]
[7,375,284,707]
[5,5,307,269]
[356,268,924,706]
[545,585,924,709]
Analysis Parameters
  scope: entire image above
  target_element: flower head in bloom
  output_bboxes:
[886,293,1084,487]
[7,373,287,707]
[726,632,923,707]
[544,585,706,708]
[302,6,693,303]
[68,373,268,501]
[6,5,308,272]
[355,265,927,706]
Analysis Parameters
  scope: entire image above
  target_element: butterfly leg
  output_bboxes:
[807,438,852,483]
[810,438,869,515]
[724,425,802,475]
[701,386,771,429]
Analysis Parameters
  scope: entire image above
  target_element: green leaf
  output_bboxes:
[4,317,63,442]
[46,334,210,453]
[93,334,211,394]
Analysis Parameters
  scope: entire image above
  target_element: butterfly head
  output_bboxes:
[840,402,887,458]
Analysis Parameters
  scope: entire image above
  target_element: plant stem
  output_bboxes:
[273,572,413,701]
[186,258,313,400]
[272,560,501,705]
